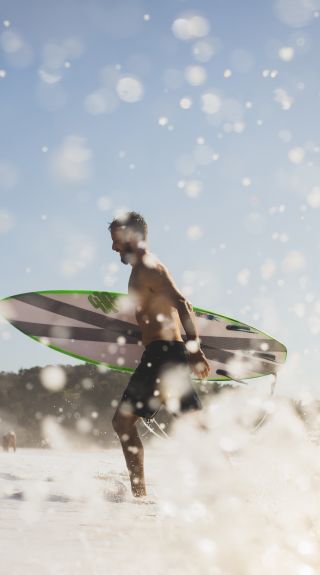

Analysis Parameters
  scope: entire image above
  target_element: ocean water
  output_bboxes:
[1,389,320,575]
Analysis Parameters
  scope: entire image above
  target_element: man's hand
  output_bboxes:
[188,347,210,379]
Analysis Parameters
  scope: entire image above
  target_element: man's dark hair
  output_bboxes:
[108,211,148,240]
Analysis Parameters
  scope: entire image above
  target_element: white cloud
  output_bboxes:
[192,38,220,62]
[39,37,84,85]
[52,136,93,184]
[1,29,33,68]
[60,234,96,278]
[97,196,112,211]
[1,29,23,53]
[38,69,62,85]
[84,89,118,115]
[274,0,320,28]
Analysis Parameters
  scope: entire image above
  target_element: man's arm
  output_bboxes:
[174,297,210,379]
[146,264,210,379]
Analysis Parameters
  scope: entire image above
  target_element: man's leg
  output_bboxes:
[112,409,147,497]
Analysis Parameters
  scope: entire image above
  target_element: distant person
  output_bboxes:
[109,211,210,497]
[2,431,16,452]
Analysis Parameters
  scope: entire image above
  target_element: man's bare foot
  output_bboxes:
[131,477,147,497]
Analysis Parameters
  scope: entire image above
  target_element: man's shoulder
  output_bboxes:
[140,255,167,276]
[138,258,173,288]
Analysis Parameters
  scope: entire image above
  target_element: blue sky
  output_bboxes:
[1,0,320,397]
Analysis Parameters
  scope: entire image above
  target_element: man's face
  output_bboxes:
[111,227,137,265]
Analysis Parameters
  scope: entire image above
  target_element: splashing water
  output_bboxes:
[2,389,320,574]
[148,389,320,575]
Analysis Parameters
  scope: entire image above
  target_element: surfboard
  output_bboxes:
[0,290,287,381]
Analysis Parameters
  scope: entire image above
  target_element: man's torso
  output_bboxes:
[128,260,182,347]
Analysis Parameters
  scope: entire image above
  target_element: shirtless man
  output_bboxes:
[109,212,210,497]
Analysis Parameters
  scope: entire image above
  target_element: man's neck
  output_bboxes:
[131,247,149,267]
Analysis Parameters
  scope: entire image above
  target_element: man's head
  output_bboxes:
[108,211,148,265]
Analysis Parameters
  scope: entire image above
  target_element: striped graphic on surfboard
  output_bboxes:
[0,291,287,381]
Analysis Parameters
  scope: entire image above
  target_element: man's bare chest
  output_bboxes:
[129,269,153,300]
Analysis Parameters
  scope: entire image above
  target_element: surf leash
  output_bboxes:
[216,369,278,431]
[141,418,168,440]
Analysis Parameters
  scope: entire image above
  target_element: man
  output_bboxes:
[2,431,16,452]
[109,212,210,497]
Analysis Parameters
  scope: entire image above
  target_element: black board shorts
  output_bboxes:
[119,340,202,419]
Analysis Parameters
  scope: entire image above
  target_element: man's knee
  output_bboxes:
[112,410,136,436]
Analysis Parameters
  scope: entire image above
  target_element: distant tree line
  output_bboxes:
[0,364,220,448]
[0,364,131,448]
